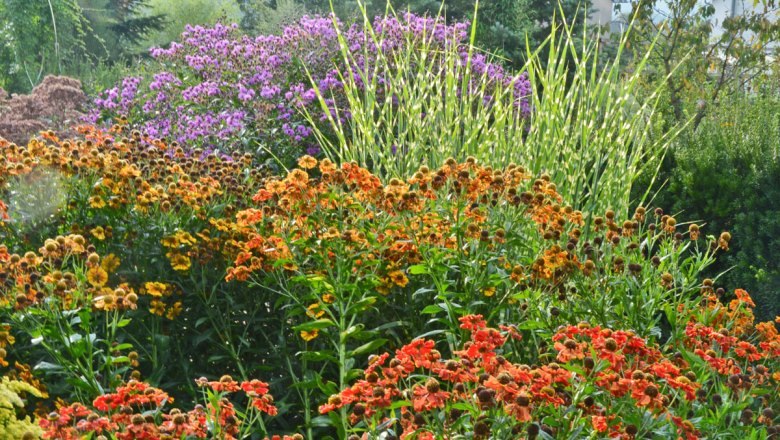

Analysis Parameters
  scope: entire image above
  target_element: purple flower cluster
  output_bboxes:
[88,14,532,163]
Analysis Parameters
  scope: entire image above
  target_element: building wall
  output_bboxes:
[590,0,614,26]
[608,0,754,37]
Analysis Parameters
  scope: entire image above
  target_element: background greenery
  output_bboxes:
[646,89,780,322]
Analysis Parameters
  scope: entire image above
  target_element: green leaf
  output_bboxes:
[293,318,336,332]
[388,400,412,410]
[348,338,388,357]
[116,318,132,328]
[516,320,546,330]
[34,361,64,371]
[299,351,339,363]
[111,356,130,364]
[407,264,429,275]
[341,324,365,340]
[311,415,334,428]
[421,304,443,314]
[347,296,377,313]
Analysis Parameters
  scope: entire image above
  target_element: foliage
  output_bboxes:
[519,17,681,219]
[652,89,780,322]
[0,0,92,93]
[80,0,166,56]
[0,8,777,439]
[0,76,86,145]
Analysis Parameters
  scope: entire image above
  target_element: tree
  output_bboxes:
[236,1,593,67]
[0,0,165,93]
[79,0,165,58]
[388,0,592,67]
[237,0,308,34]
[0,0,91,92]
[623,0,780,129]
[140,0,242,48]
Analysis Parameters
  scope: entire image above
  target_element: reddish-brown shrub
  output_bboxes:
[0,76,86,144]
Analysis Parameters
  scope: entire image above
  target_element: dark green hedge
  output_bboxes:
[649,92,780,321]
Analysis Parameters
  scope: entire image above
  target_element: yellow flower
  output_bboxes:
[297,155,318,169]
[161,236,178,248]
[0,328,15,347]
[101,253,120,273]
[175,231,197,246]
[150,299,166,316]
[166,301,183,320]
[482,287,496,297]
[144,282,169,297]
[322,293,336,304]
[306,303,325,319]
[387,270,409,288]
[90,226,106,241]
[86,266,109,287]
[300,330,319,341]
[167,253,191,272]
[163,231,197,248]
[89,196,106,208]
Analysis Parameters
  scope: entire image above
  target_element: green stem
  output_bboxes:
[338,314,349,437]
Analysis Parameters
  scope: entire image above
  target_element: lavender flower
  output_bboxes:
[89,13,531,163]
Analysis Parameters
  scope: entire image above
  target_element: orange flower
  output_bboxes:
[411,378,450,412]
[592,415,609,433]
[306,303,325,319]
[0,327,15,347]
[733,289,755,307]
[166,302,183,320]
[89,196,106,208]
[150,299,166,316]
[0,199,8,221]
[297,155,318,169]
[197,375,241,393]
[555,338,585,363]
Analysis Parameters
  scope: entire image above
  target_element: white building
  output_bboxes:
[607,0,775,40]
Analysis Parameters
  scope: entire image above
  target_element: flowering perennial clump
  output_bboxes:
[39,376,277,439]
[0,126,775,438]
[320,308,779,439]
[88,14,531,161]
